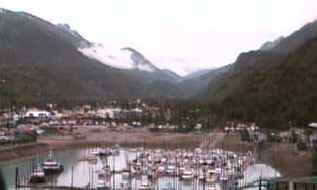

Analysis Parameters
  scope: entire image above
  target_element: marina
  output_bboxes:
[0,146,279,190]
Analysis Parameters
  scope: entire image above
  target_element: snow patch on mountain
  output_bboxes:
[79,44,157,72]
[79,44,135,70]
[79,43,207,77]
[136,63,154,72]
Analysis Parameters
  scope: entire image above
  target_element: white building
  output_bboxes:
[96,108,122,119]
[309,123,317,128]
[24,109,51,118]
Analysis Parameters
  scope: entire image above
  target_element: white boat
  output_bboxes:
[206,174,218,183]
[96,179,110,190]
[208,183,221,190]
[166,165,176,175]
[87,154,98,163]
[42,151,63,175]
[181,169,194,181]
[219,172,228,181]
[139,176,153,190]
[162,183,175,190]
[121,169,130,180]
[99,148,112,157]
[29,166,46,183]
[91,149,100,156]
[139,183,153,190]
[157,165,166,175]
[120,180,130,190]
[111,144,120,156]
[206,169,218,183]
[97,168,112,178]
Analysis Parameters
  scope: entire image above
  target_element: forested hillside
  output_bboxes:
[202,21,317,128]
[0,9,182,107]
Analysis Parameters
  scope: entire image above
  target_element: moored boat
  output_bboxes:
[96,179,110,190]
[42,151,64,175]
[121,168,130,180]
[29,166,46,184]
[139,176,153,190]
[166,165,176,176]
[99,148,112,157]
[181,169,194,181]
[208,183,221,190]
[138,183,153,190]
[120,180,130,190]
[162,183,176,190]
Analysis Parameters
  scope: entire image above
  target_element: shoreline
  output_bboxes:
[0,130,204,162]
[0,143,50,162]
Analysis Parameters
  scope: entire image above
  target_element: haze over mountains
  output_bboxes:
[1,7,317,128]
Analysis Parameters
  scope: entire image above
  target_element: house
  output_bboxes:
[309,123,317,128]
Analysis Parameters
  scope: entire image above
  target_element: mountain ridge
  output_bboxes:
[0,8,184,106]
[201,20,317,128]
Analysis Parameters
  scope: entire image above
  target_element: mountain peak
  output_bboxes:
[79,44,161,72]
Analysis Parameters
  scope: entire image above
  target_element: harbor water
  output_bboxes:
[0,147,280,190]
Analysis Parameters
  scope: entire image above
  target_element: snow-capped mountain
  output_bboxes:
[0,8,215,102]
[79,43,182,83]
[121,47,160,72]
[79,44,159,72]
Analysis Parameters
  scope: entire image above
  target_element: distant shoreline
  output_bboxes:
[0,130,204,162]
[0,143,49,162]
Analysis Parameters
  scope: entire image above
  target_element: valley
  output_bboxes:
[0,3,316,190]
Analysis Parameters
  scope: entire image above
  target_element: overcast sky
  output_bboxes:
[1,0,317,75]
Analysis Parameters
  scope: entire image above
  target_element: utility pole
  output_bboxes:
[71,166,74,188]
[112,154,115,190]
[203,167,206,190]
[15,167,19,190]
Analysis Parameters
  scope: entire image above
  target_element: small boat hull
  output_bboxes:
[43,166,64,175]
[96,187,111,190]
[29,176,46,184]
[138,185,153,190]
